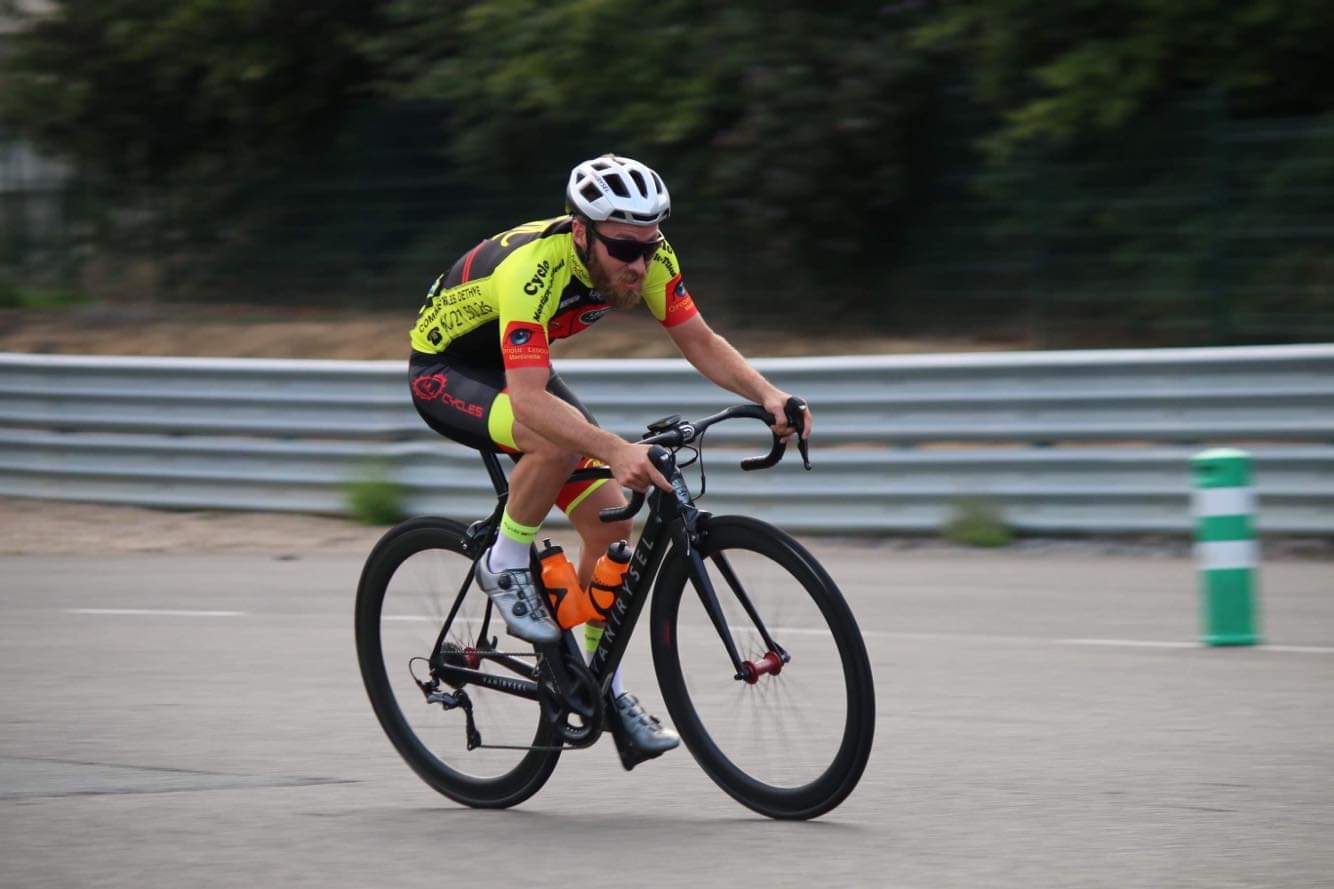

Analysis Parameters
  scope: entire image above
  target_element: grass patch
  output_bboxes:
[940,497,1014,547]
[0,281,91,309]
[343,470,408,525]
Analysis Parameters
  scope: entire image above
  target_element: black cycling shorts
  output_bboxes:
[408,351,608,513]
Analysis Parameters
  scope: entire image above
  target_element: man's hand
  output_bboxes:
[763,390,813,443]
[610,442,673,493]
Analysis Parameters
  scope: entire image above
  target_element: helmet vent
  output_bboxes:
[581,183,602,202]
[606,174,630,198]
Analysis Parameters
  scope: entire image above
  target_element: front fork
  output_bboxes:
[679,511,790,683]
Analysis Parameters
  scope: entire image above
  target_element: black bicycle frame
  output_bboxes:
[586,485,677,693]
[430,440,782,705]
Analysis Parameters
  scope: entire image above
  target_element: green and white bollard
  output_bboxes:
[1191,448,1260,646]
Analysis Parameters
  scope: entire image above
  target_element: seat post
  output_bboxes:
[480,450,509,497]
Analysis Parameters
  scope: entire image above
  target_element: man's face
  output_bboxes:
[575,218,662,309]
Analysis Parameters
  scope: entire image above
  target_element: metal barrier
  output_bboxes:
[2,345,1332,534]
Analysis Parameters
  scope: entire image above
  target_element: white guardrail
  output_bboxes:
[1,345,1332,535]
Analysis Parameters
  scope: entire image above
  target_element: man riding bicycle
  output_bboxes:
[408,154,812,758]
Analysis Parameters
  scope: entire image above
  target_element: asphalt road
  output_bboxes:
[2,545,1332,889]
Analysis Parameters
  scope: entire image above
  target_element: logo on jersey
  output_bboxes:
[523,261,552,295]
[502,321,549,369]
[579,308,612,325]
[662,273,698,328]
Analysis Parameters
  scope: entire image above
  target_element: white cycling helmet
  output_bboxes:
[566,154,670,225]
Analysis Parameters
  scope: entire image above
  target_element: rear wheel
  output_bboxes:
[355,517,560,808]
[650,516,875,820]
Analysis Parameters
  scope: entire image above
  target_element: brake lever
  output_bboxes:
[786,398,812,471]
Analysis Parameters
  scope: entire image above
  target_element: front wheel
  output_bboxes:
[650,516,875,820]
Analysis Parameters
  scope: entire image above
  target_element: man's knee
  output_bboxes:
[524,437,582,473]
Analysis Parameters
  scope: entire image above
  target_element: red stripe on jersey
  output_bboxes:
[501,321,550,370]
[460,241,484,283]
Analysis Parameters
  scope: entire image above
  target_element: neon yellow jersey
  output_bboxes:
[409,216,698,370]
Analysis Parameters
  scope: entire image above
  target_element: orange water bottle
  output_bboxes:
[587,540,632,621]
[537,539,588,630]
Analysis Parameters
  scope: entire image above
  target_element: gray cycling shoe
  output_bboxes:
[612,692,680,754]
[474,552,561,645]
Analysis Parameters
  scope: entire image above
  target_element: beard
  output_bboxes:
[587,253,646,310]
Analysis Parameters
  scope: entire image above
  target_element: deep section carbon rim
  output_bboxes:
[355,518,560,807]
[651,516,874,819]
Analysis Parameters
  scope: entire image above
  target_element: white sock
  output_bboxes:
[487,532,531,572]
[610,664,626,699]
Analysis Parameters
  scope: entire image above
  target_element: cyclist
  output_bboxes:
[408,154,812,758]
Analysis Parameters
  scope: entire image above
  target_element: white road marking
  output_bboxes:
[691,626,1334,655]
[1059,638,1200,649]
[64,608,247,617]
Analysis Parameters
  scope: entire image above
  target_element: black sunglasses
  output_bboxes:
[588,225,664,263]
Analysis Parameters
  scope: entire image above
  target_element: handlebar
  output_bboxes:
[740,397,811,472]
[597,399,811,523]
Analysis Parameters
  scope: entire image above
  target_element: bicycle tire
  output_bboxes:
[650,515,875,820]
[355,516,561,808]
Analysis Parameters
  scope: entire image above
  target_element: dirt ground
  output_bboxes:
[0,302,1031,360]
[5,496,1330,560]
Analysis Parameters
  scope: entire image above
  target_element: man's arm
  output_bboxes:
[666,315,812,440]
[506,366,671,492]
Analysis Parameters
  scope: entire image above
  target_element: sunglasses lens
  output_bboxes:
[596,229,661,263]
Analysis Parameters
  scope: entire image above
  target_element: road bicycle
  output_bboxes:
[354,399,875,820]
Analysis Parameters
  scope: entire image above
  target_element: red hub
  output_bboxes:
[463,647,482,669]
[740,650,784,684]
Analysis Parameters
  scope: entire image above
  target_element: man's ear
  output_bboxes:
[571,217,587,252]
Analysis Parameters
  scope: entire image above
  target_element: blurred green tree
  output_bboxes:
[915,0,1334,159]
[912,0,1334,343]
[0,0,384,186]
[368,0,933,310]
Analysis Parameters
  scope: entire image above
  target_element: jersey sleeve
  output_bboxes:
[642,239,699,328]
[494,248,565,371]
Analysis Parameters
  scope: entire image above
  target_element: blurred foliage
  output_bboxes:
[1,1,1332,341]
[915,0,1334,160]
[940,498,1014,548]
[0,280,88,309]
[367,0,931,297]
[0,0,382,187]
[343,469,408,526]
